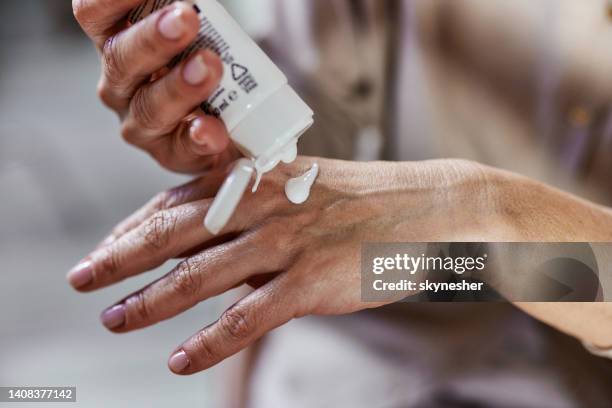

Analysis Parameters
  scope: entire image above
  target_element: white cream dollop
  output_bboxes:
[252,140,299,192]
[285,163,319,205]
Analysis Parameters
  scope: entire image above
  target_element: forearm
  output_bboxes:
[395,161,612,345]
[490,167,612,242]
[485,167,612,346]
[389,160,612,242]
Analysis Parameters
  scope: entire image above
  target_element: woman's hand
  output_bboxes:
[67,158,511,374]
[73,0,239,173]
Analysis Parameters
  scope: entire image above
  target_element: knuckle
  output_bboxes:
[101,35,128,92]
[72,0,92,25]
[72,0,86,22]
[219,304,252,342]
[149,191,172,213]
[153,187,186,211]
[258,219,294,253]
[193,329,219,362]
[97,244,121,279]
[135,21,162,59]
[142,210,177,251]
[129,89,161,132]
[170,259,201,297]
[96,79,115,109]
[119,120,136,144]
[163,78,183,104]
[128,291,151,322]
[72,0,117,38]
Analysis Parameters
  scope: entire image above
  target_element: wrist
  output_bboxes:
[389,159,519,241]
[477,164,530,241]
[448,161,523,241]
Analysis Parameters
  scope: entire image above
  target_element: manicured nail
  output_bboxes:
[101,305,126,330]
[158,8,186,40]
[168,350,190,373]
[183,54,209,86]
[67,261,93,289]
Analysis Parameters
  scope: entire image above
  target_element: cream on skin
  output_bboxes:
[285,163,319,205]
[204,159,255,235]
[204,157,318,234]
[252,140,299,192]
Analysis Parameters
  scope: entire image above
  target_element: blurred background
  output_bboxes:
[0,1,231,406]
[2,0,612,407]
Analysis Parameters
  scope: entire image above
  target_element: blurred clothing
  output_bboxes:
[244,1,612,407]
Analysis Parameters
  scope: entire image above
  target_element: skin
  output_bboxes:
[412,0,612,350]
[72,0,238,173]
[70,0,612,376]
[67,157,612,374]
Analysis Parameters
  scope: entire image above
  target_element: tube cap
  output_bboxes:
[204,159,255,235]
[231,83,314,160]
[204,84,314,235]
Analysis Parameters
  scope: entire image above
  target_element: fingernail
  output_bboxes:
[168,350,190,373]
[189,117,208,146]
[183,54,209,86]
[67,261,93,289]
[158,8,186,40]
[101,305,126,329]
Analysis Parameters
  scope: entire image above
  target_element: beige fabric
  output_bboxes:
[262,0,612,201]
[408,0,612,203]
[262,0,395,160]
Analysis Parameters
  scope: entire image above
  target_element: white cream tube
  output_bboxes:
[129,0,314,234]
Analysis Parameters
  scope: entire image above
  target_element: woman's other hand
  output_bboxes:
[73,0,238,173]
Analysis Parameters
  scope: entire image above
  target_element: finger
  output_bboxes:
[73,0,142,47]
[121,50,224,145]
[95,172,229,249]
[187,114,231,156]
[66,173,267,292]
[149,127,238,175]
[68,199,212,291]
[98,3,201,112]
[168,275,302,375]
[100,228,288,332]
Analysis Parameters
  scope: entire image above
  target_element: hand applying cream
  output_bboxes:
[129,0,314,234]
